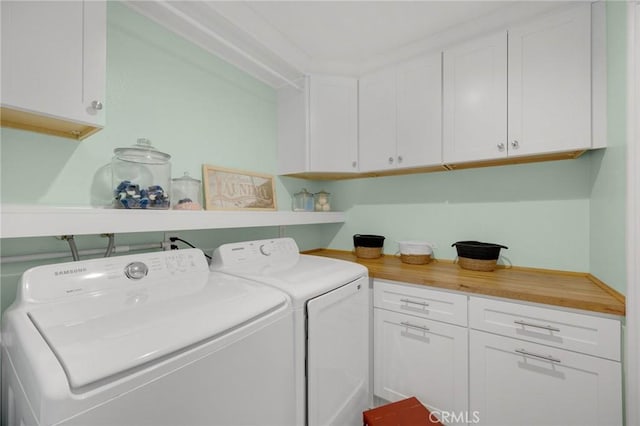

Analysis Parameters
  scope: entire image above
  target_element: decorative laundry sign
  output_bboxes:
[202,165,277,211]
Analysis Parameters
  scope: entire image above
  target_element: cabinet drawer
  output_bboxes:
[374,280,467,326]
[469,297,621,361]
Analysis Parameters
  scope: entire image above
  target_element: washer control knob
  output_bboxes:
[124,262,148,280]
[259,244,272,256]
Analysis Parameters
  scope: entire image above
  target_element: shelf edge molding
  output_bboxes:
[0,205,346,239]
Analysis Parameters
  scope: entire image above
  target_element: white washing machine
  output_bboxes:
[211,238,371,426]
[1,248,296,426]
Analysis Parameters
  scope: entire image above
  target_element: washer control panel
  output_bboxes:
[23,248,209,302]
[212,238,300,267]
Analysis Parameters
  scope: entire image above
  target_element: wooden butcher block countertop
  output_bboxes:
[305,249,626,316]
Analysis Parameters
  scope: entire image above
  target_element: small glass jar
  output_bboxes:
[314,190,331,211]
[112,138,171,209]
[172,172,203,210]
[293,188,314,212]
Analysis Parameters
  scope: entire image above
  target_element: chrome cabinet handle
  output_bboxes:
[400,298,429,307]
[91,100,103,110]
[515,348,561,363]
[352,161,357,168]
[401,321,430,332]
[388,157,394,164]
[397,155,403,163]
[514,320,560,332]
[511,140,520,149]
[497,143,505,152]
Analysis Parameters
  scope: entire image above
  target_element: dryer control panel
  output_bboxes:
[212,238,300,267]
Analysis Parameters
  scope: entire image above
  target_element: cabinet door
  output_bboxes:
[1,1,106,128]
[508,4,591,156]
[374,308,468,416]
[443,31,507,164]
[469,330,622,426]
[308,76,359,173]
[359,67,397,172]
[396,54,442,169]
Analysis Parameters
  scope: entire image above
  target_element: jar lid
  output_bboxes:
[114,138,171,163]
[294,188,313,197]
[172,171,201,184]
[314,190,330,196]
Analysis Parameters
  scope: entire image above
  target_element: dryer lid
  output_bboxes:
[28,272,288,390]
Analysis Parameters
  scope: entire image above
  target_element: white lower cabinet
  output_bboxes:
[469,330,622,426]
[372,281,623,426]
[468,296,622,426]
[373,280,468,422]
[374,309,469,416]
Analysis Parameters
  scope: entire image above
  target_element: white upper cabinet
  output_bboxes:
[359,67,397,172]
[309,76,359,173]
[508,3,592,157]
[443,4,601,165]
[1,1,106,140]
[359,53,442,173]
[277,75,358,175]
[443,31,508,164]
[396,55,443,169]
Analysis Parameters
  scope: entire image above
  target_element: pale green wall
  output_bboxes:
[323,157,593,273]
[589,1,627,293]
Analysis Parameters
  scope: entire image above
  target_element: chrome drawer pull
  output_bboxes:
[400,321,430,332]
[515,348,561,363]
[514,320,560,332]
[400,298,429,307]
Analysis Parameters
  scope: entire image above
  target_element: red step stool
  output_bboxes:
[363,397,444,426]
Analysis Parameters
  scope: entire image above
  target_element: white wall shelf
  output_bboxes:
[0,205,345,239]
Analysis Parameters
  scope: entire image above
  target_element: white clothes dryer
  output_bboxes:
[1,248,296,426]
[211,238,371,426]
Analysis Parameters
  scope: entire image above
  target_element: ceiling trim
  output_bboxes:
[124,1,305,89]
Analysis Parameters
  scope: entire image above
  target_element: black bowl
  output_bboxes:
[353,234,385,248]
[452,241,508,260]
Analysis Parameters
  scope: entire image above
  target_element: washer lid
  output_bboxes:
[28,272,288,390]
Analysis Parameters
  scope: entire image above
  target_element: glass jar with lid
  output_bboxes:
[112,138,171,209]
[314,190,331,211]
[172,172,203,210]
[293,188,314,212]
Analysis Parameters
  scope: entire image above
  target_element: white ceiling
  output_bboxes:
[243,1,510,63]
[126,1,578,88]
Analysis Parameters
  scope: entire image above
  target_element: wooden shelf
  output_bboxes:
[0,205,345,238]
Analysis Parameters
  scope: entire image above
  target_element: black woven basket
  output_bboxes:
[451,241,508,260]
[353,234,385,248]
